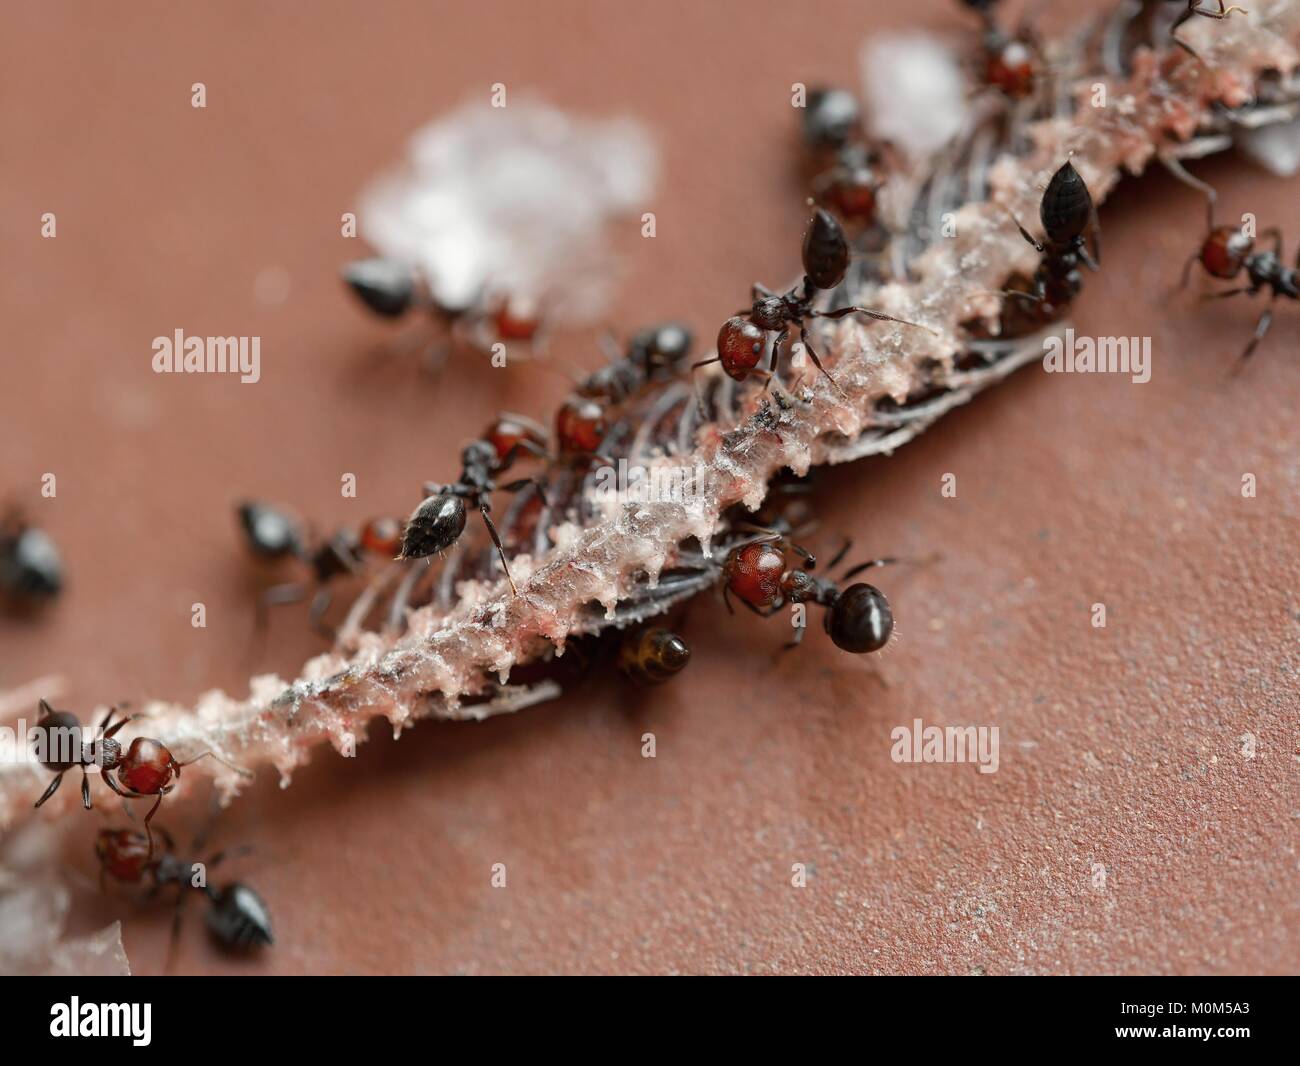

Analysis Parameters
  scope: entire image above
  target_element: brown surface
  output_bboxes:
[2,1,1297,975]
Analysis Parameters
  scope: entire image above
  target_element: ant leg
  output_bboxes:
[764,328,790,392]
[841,556,898,580]
[256,582,307,631]
[1180,250,1203,289]
[498,477,549,509]
[723,585,735,616]
[165,884,190,974]
[1007,210,1044,253]
[176,750,253,777]
[478,504,519,596]
[101,769,130,798]
[81,767,92,809]
[752,282,776,301]
[797,325,849,398]
[104,713,145,740]
[34,770,65,808]
[142,793,164,858]
[814,305,937,335]
[825,538,853,572]
[1201,286,1252,301]
[308,586,334,639]
[1235,305,1274,370]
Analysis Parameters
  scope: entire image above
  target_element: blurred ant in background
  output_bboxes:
[0,509,63,607]
[800,88,886,233]
[617,626,692,686]
[398,414,549,593]
[959,0,1043,100]
[31,699,250,856]
[237,502,403,634]
[582,322,694,405]
[1182,212,1297,367]
[989,160,1100,335]
[97,824,273,953]
[723,534,896,654]
[699,209,934,392]
[1158,1,1248,60]
[342,257,544,366]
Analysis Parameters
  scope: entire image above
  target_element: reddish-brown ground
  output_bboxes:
[2,1,1296,974]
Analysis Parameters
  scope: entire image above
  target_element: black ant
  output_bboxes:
[617,626,692,686]
[696,209,934,393]
[722,535,895,654]
[398,415,549,593]
[237,502,404,633]
[960,0,1042,100]
[0,509,62,605]
[993,160,1100,334]
[581,322,694,405]
[1182,217,1296,366]
[96,826,273,951]
[31,700,251,856]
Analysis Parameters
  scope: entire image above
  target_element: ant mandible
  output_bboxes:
[96,827,274,950]
[723,535,895,654]
[398,414,549,593]
[237,503,404,634]
[697,209,934,392]
[31,699,251,857]
[1182,216,1296,366]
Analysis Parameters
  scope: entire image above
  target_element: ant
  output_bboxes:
[697,209,934,393]
[617,626,692,686]
[31,699,251,856]
[96,826,273,951]
[995,160,1100,334]
[342,257,542,362]
[0,510,62,604]
[1182,215,1296,366]
[581,322,694,405]
[800,88,883,229]
[237,502,404,634]
[960,0,1041,100]
[722,534,895,654]
[398,415,549,593]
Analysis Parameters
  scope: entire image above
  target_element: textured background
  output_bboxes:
[2,0,1296,974]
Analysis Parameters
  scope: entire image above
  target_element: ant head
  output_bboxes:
[341,257,415,318]
[825,583,893,653]
[206,883,274,950]
[724,541,785,609]
[554,397,609,456]
[359,517,403,558]
[398,494,468,560]
[96,828,153,881]
[802,88,861,151]
[1201,226,1252,279]
[750,297,787,331]
[802,208,850,291]
[716,317,767,380]
[1039,161,1094,248]
[237,502,303,561]
[484,415,548,464]
[986,35,1037,99]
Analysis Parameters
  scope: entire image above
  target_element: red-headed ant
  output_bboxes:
[1,509,62,605]
[723,535,895,654]
[31,700,251,857]
[960,0,1042,100]
[398,415,549,593]
[800,89,884,230]
[237,502,403,634]
[697,209,934,393]
[1182,218,1297,366]
[96,826,273,951]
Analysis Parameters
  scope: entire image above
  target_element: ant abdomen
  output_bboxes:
[1200,226,1252,279]
[802,208,850,290]
[399,494,468,559]
[206,883,275,949]
[618,627,692,686]
[826,583,893,653]
[1040,161,1093,247]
